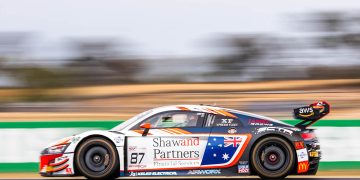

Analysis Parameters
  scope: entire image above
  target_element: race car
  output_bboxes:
[39,101,329,179]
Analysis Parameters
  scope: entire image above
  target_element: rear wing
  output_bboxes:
[293,101,330,129]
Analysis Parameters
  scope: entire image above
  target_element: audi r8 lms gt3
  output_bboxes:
[39,101,329,179]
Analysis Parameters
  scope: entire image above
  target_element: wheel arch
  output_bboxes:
[247,133,297,175]
[73,134,119,175]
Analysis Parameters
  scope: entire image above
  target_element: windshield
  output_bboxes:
[111,109,153,131]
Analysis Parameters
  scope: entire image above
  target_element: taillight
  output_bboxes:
[301,132,316,140]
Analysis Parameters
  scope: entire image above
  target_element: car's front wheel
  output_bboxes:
[251,136,295,179]
[75,137,119,179]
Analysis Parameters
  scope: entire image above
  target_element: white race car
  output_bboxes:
[40,103,328,179]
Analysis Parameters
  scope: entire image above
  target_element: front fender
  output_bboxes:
[65,130,125,153]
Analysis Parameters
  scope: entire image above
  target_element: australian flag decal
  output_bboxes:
[201,136,247,166]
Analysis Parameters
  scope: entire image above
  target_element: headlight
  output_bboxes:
[41,144,69,155]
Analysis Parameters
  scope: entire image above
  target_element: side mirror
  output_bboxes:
[140,123,151,129]
[139,123,151,136]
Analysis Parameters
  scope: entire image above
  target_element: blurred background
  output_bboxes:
[0,0,359,177]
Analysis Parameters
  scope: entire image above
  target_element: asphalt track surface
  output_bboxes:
[1,174,360,180]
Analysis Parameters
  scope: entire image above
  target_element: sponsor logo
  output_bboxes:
[153,160,200,167]
[238,165,249,173]
[297,161,309,173]
[255,127,293,136]
[65,167,72,174]
[129,171,177,176]
[128,146,146,152]
[187,169,221,175]
[128,164,147,168]
[294,141,305,150]
[71,137,80,143]
[313,101,325,112]
[153,137,200,161]
[238,161,250,174]
[299,107,313,114]
[309,151,319,157]
[239,161,249,165]
[215,118,238,127]
[128,146,137,151]
[115,136,123,144]
[153,137,200,147]
[296,148,309,162]
[298,107,314,117]
[228,128,237,134]
[248,119,273,126]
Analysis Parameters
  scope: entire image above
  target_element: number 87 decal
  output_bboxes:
[130,153,145,164]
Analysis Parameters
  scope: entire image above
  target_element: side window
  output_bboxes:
[205,114,241,127]
[132,111,205,129]
[205,114,215,127]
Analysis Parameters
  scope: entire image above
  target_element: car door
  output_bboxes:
[200,113,251,168]
[125,110,211,172]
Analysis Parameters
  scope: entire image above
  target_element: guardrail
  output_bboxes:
[0,120,359,172]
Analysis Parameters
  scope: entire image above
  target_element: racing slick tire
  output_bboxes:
[250,136,295,179]
[75,137,119,179]
[305,163,319,175]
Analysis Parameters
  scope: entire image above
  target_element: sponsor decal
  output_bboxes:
[215,118,238,127]
[201,136,247,165]
[228,128,237,134]
[238,161,250,174]
[71,136,80,143]
[129,171,177,176]
[298,107,314,117]
[248,119,273,126]
[309,151,319,158]
[128,164,147,169]
[128,146,137,151]
[115,136,123,144]
[254,127,293,136]
[153,160,200,167]
[127,136,208,170]
[296,148,309,162]
[187,169,221,175]
[294,141,305,150]
[297,161,309,173]
[239,161,248,165]
[128,146,146,152]
[153,137,200,160]
[65,167,72,174]
[238,165,249,173]
[215,119,239,127]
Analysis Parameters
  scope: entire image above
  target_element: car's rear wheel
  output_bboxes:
[305,163,319,175]
[75,137,119,179]
[251,136,295,179]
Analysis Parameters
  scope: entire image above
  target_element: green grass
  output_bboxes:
[282,120,360,127]
[0,163,38,172]
[319,161,360,170]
